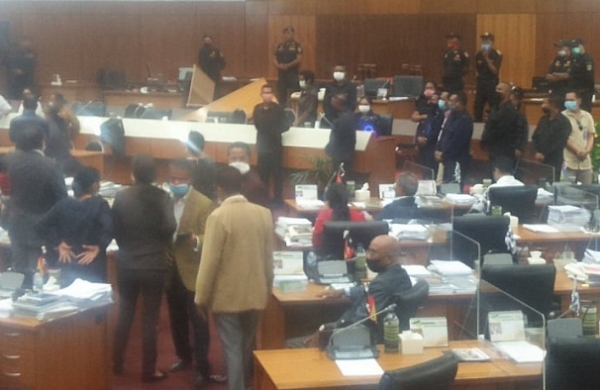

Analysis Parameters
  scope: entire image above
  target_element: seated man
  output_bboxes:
[378,172,420,221]
[470,156,524,213]
[289,235,412,347]
[227,141,269,207]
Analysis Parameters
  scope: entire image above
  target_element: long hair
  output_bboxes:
[326,183,350,221]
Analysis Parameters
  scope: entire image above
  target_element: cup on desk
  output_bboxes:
[491,205,502,216]
[504,213,519,230]
[355,189,370,202]
[346,181,356,195]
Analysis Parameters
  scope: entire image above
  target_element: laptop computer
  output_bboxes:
[0,272,25,299]
[314,260,353,285]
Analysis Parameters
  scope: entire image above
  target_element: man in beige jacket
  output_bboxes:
[195,166,274,390]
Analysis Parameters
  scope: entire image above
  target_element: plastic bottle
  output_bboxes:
[354,244,367,281]
[383,311,400,354]
[306,251,317,280]
[33,272,43,292]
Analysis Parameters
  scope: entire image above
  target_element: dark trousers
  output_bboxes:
[277,72,298,105]
[442,77,464,93]
[113,268,166,378]
[166,264,210,378]
[443,159,470,191]
[9,243,41,288]
[258,150,283,202]
[580,91,594,113]
[418,145,439,179]
[474,79,499,122]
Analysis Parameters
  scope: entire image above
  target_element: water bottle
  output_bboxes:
[33,272,43,292]
[383,311,400,354]
[354,244,367,281]
[306,251,317,281]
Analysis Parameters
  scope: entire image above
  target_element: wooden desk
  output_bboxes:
[0,304,112,389]
[0,147,105,178]
[103,90,185,109]
[39,82,102,103]
[254,340,541,390]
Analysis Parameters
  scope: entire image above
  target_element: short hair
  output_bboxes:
[453,91,468,106]
[565,90,581,99]
[299,70,315,84]
[228,141,251,158]
[261,85,273,93]
[547,94,564,110]
[169,158,191,175]
[22,96,38,110]
[216,165,242,194]
[283,26,294,33]
[187,131,205,155]
[396,172,419,196]
[493,156,516,175]
[53,93,66,105]
[132,154,156,185]
[73,166,100,198]
[15,124,44,151]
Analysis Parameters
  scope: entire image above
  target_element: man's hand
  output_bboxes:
[435,151,443,162]
[417,136,427,146]
[534,152,545,162]
[57,242,75,263]
[515,149,522,159]
[317,289,344,299]
[577,150,588,160]
[77,245,99,265]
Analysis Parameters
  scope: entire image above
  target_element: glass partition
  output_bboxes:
[554,185,599,211]
[516,158,555,187]
[403,160,435,181]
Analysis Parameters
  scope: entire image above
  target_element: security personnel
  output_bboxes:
[546,41,572,98]
[474,32,502,122]
[568,38,595,112]
[442,33,470,93]
[273,26,302,104]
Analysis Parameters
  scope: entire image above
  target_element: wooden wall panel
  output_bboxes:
[477,0,536,14]
[566,0,600,13]
[534,14,567,79]
[564,13,600,82]
[535,0,566,14]
[268,15,316,78]
[477,14,536,88]
[420,0,477,14]
[268,0,316,15]
[245,7,269,78]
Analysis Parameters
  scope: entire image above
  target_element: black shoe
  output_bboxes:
[169,359,192,373]
[141,370,168,383]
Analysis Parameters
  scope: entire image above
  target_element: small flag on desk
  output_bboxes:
[37,255,47,276]
[343,230,355,260]
[335,163,345,184]
[367,294,377,323]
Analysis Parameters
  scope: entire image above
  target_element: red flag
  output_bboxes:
[343,230,355,260]
[335,162,345,184]
[367,294,377,323]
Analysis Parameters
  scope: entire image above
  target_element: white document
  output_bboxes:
[429,260,473,276]
[416,180,437,196]
[378,184,396,200]
[494,340,546,363]
[522,224,560,234]
[295,184,318,202]
[335,359,384,376]
[273,251,304,275]
[410,317,449,347]
[403,265,432,278]
[488,311,526,342]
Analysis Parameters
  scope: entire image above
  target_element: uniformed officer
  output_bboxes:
[198,35,226,99]
[273,26,303,104]
[546,40,572,98]
[568,38,595,112]
[474,32,502,122]
[442,33,470,93]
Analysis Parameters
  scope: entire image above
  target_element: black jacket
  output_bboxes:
[481,101,520,158]
[325,111,356,164]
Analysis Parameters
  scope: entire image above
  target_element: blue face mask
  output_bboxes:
[170,183,189,196]
[565,101,578,111]
[572,47,582,55]
[438,100,446,110]
[481,43,491,51]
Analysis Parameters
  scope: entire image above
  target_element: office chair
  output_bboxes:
[140,107,172,120]
[392,75,424,98]
[545,337,600,390]
[394,279,429,331]
[124,103,144,118]
[452,215,510,269]
[85,140,104,152]
[480,264,557,326]
[83,102,107,117]
[377,114,393,136]
[232,109,247,124]
[379,351,458,390]
[488,185,538,223]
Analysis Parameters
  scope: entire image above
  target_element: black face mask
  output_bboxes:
[366,259,386,273]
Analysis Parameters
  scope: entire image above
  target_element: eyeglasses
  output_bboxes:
[576,119,583,131]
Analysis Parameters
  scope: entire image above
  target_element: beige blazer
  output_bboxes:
[173,189,215,291]
[195,195,274,313]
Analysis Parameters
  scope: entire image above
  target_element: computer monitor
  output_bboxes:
[321,221,389,259]
[178,67,193,81]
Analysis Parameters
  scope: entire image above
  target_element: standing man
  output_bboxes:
[293,69,318,127]
[568,38,595,112]
[474,32,503,122]
[532,95,572,182]
[198,34,226,99]
[227,142,269,207]
[164,160,221,388]
[435,91,473,190]
[6,39,36,100]
[253,85,290,207]
[325,94,357,177]
[9,95,48,145]
[195,166,274,390]
[273,26,302,104]
[322,65,358,128]
[480,82,521,171]
[546,41,572,98]
[442,33,470,93]
[562,91,595,184]
[186,131,217,201]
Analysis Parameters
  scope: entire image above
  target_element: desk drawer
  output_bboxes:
[0,353,35,388]
[0,328,34,351]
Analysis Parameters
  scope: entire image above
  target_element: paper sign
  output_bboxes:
[378,184,395,200]
[295,185,318,201]
[410,317,449,347]
[488,311,526,342]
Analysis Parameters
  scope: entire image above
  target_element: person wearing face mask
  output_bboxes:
[435,91,473,191]
[442,33,470,93]
[198,34,226,99]
[294,69,318,127]
[163,159,224,388]
[562,91,595,184]
[253,85,290,207]
[481,82,521,173]
[274,26,302,104]
[474,32,503,122]
[418,91,449,177]
[227,141,269,207]
[355,96,380,133]
[546,41,572,98]
[322,65,358,128]
[567,38,595,112]
[532,95,571,181]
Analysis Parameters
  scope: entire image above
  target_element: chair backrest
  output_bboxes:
[140,107,172,120]
[488,185,538,223]
[452,215,510,269]
[394,279,429,331]
[232,109,247,124]
[392,76,424,98]
[124,103,142,118]
[379,351,458,390]
[545,337,600,390]
[85,140,104,152]
[377,114,393,136]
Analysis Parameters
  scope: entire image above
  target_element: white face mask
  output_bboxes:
[358,104,370,114]
[333,71,345,81]
[299,80,306,89]
[229,161,250,175]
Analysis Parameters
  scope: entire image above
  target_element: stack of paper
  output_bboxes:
[444,194,476,205]
[390,224,429,241]
[547,205,591,231]
[47,279,113,309]
[295,199,325,209]
[494,340,546,363]
[523,224,560,233]
[275,217,313,246]
[403,265,432,278]
[536,188,554,204]
[429,260,473,276]
[12,292,80,321]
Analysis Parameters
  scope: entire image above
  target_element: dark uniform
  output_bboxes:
[198,43,226,99]
[7,48,36,99]
[322,80,358,128]
[547,55,572,98]
[442,47,470,93]
[474,47,502,122]
[569,45,595,112]
[274,40,302,104]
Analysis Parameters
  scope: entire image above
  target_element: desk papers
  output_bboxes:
[522,224,560,233]
[335,359,383,376]
[429,260,473,276]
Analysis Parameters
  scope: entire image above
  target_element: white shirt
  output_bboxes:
[470,175,524,213]
[0,95,11,117]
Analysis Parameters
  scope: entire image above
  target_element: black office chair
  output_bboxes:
[545,337,600,390]
[85,140,104,152]
[377,114,393,136]
[232,109,247,124]
[140,107,172,120]
[488,185,538,223]
[480,264,556,326]
[124,103,144,118]
[283,108,295,128]
[452,215,510,269]
[393,279,429,331]
[379,351,458,390]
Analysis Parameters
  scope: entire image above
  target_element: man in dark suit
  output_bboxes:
[9,95,48,146]
[322,65,358,128]
[378,172,420,221]
[6,124,67,286]
[325,94,357,178]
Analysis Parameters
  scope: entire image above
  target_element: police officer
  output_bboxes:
[198,35,226,99]
[474,32,502,122]
[442,33,470,93]
[273,26,302,104]
[546,40,572,98]
[568,38,595,112]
